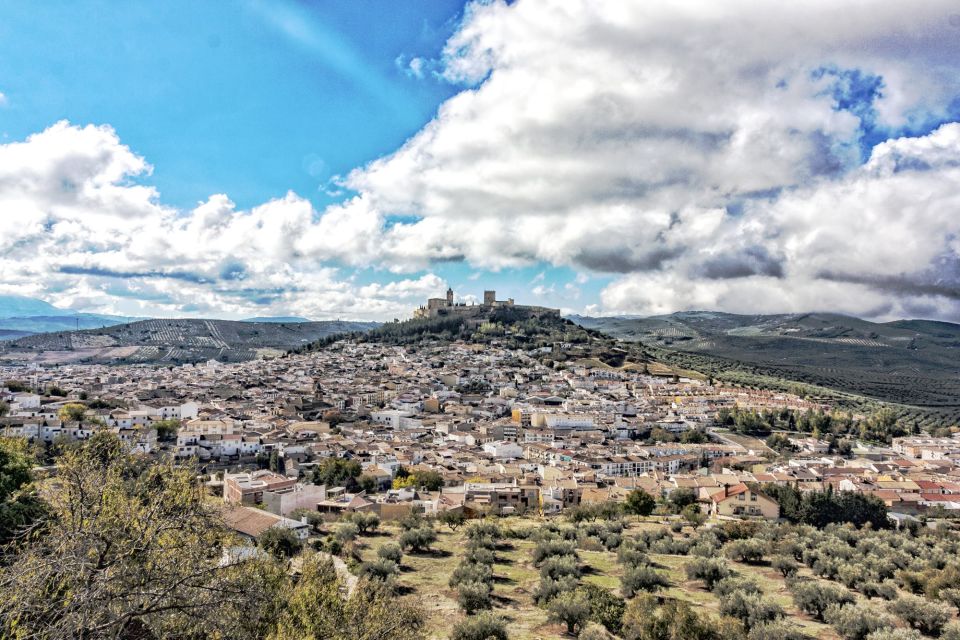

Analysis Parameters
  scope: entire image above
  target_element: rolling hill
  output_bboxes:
[570,311,960,422]
[0,295,142,339]
[0,318,378,365]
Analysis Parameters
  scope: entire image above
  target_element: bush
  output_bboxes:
[748,621,812,640]
[333,521,359,543]
[719,592,784,630]
[578,583,625,635]
[685,557,731,590]
[824,602,895,640]
[450,561,494,588]
[621,565,669,598]
[771,555,799,578]
[622,594,719,640]
[464,547,496,566]
[713,576,761,599]
[649,537,692,555]
[439,509,467,531]
[289,508,324,531]
[940,587,960,614]
[450,612,508,640]
[860,580,898,600]
[399,526,437,552]
[682,504,707,529]
[889,593,952,636]
[257,526,303,559]
[399,511,428,531]
[726,539,767,564]
[533,539,577,566]
[578,622,613,640]
[864,630,922,640]
[533,575,579,604]
[789,580,855,620]
[350,511,380,534]
[457,580,493,614]
[941,622,960,640]
[359,558,399,582]
[539,555,581,581]
[600,531,622,551]
[547,590,591,635]
[377,543,402,564]
[617,546,649,569]
[837,564,867,590]
[466,520,502,542]
[722,519,763,540]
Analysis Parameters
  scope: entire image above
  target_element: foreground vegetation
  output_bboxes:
[3,435,960,639]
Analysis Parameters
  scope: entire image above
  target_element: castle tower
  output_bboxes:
[484,290,496,306]
[446,287,454,306]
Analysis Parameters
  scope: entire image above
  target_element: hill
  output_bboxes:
[0,318,378,365]
[0,295,74,318]
[242,316,312,323]
[570,311,960,425]
[0,295,140,338]
[297,304,678,375]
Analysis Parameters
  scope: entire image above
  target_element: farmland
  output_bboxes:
[0,318,379,365]
[571,312,960,429]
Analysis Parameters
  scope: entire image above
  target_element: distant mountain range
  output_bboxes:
[0,317,379,365]
[569,312,960,423]
[242,316,312,323]
[0,295,142,340]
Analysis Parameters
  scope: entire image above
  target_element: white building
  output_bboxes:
[483,441,523,459]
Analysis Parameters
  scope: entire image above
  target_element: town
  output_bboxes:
[3,316,955,527]
[3,294,960,639]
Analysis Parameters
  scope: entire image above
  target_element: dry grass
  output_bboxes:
[349,517,856,639]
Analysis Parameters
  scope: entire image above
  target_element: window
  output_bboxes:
[750,494,757,502]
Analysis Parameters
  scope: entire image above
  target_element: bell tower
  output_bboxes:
[446,287,454,306]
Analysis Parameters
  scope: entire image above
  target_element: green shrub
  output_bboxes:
[726,539,767,564]
[789,579,854,620]
[621,565,669,598]
[456,581,492,614]
[771,555,799,578]
[684,557,730,590]
[889,593,952,636]
[719,592,783,630]
[450,612,508,640]
[377,542,402,564]
[547,590,591,635]
[824,602,894,640]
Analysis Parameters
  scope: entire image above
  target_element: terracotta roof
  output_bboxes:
[221,506,284,538]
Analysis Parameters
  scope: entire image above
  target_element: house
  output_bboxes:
[223,471,297,505]
[221,505,310,540]
[483,440,523,459]
[708,483,779,520]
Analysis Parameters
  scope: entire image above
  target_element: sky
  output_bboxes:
[1,1,960,322]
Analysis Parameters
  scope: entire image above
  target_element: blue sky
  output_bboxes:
[1,1,960,322]
[0,0,462,211]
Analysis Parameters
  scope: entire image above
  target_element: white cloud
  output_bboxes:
[0,121,447,320]
[328,0,960,320]
[5,1,960,321]
[408,57,425,79]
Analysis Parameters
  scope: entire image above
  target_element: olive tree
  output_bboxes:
[547,590,591,635]
[450,612,508,640]
[889,593,952,636]
[0,433,285,639]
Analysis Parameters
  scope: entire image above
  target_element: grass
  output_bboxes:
[350,517,860,639]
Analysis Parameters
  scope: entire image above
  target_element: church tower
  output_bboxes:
[446,287,454,306]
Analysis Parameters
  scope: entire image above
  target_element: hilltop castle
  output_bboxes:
[413,288,558,319]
